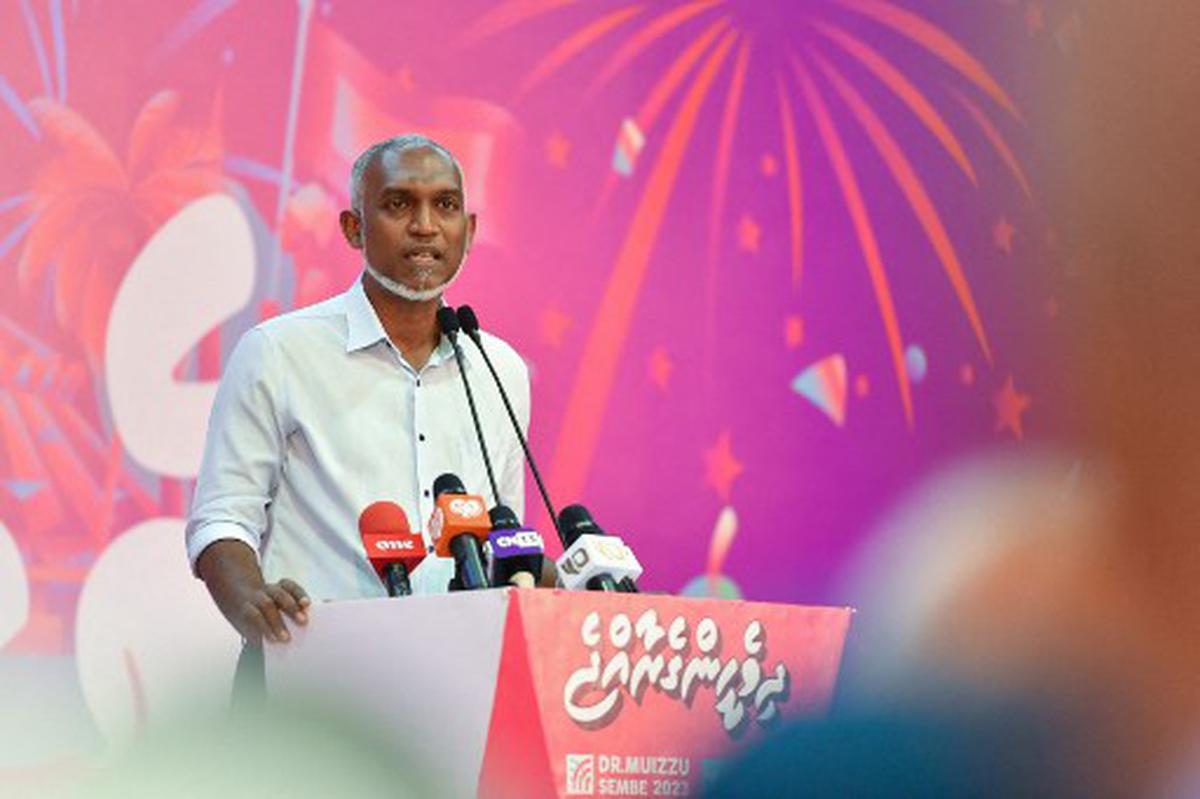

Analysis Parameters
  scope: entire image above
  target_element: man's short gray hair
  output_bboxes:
[348,134,466,214]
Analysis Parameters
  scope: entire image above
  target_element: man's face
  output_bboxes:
[341,145,476,296]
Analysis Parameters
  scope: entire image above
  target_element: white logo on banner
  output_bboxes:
[565,753,596,795]
[562,611,790,736]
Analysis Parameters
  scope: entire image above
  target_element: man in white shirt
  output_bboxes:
[187,135,530,647]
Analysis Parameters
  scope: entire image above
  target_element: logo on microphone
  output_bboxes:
[375,539,415,551]
[495,531,543,549]
[559,539,634,577]
[448,497,485,518]
[565,754,595,795]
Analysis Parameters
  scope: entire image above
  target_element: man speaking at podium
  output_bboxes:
[185,135,531,658]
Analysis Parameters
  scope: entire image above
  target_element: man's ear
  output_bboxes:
[465,212,478,253]
[339,210,364,249]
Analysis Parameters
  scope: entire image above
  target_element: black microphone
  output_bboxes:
[437,306,501,507]
[456,304,563,544]
[429,472,491,591]
[559,504,640,593]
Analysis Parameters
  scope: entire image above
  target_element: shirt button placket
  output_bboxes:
[413,371,432,512]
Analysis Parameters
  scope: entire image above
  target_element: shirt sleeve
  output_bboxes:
[185,327,290,575]
[498,352,531,523]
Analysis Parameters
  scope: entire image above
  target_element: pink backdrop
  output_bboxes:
[0,0,1072,731]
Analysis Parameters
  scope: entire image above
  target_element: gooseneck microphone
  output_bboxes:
[436,306,501,507]
[487,504,545,589]
[429,472,492,591]
[456,305,563,543]
[556,504,643,592]
[359,501,427,597]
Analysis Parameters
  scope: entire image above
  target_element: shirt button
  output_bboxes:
[416,379,422,387]
[423,489,431,497]
[419,434,426,442]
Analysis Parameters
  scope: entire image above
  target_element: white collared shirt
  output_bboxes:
[185,277,530,601]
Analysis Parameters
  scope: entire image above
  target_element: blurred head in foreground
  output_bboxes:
[719,1,1200,794]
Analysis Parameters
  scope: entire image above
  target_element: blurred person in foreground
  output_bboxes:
[712,1,1200,795]
[51,704,438,799]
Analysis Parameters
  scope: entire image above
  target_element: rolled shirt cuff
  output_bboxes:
[187,520,261,577]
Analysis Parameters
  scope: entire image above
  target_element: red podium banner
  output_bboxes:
[478,591,850,798]
[266,589,850,798]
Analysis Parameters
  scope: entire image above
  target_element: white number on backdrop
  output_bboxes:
[105,193,256,478]
[0,521,30,648]
[75,194,258,742]
[75,519,241,742]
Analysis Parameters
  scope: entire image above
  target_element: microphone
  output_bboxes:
[456,305,563,544]
[486,504,545,589]
[559,504,641,592]
[359,501,427,597]
[555,504,643,592]
[428,472,492,591]
[437,306,501,507]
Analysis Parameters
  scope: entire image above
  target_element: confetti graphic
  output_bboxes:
[905,344,928,383]
[612,117,646,176]
[792,354,849,427]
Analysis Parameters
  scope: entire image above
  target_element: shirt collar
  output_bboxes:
[427,328,457,368]
[344,277,388,353]
[343,277,464,369]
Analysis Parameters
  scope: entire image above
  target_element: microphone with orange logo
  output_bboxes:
[359,501,427,597]
[428,472,492,591]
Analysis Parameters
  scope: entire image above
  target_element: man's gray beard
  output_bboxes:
[364,259,464,302]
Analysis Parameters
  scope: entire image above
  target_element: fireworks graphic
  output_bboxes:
[460,0,1031,499]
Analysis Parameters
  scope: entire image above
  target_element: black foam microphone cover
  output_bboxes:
[558,504,604,548]
[489,504,521,530]
[436,306,460,336]
[456,305,482,342]
[433,472,467,498]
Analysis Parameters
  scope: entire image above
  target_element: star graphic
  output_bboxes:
[546,131,570,169]
[993,217,1016,254]
[648,347,673,392]
[760,153,778,177]
[1025,3,1045,36]
[396,66,416,93]
[737,213,761,253]
[994,374,1032,440]
[784,315,804,349]
[704,430,744,502]
[540,306,572,349]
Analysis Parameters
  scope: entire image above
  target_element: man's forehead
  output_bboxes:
[367,145,462,192]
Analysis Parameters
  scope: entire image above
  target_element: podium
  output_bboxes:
[267,589,851,798]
